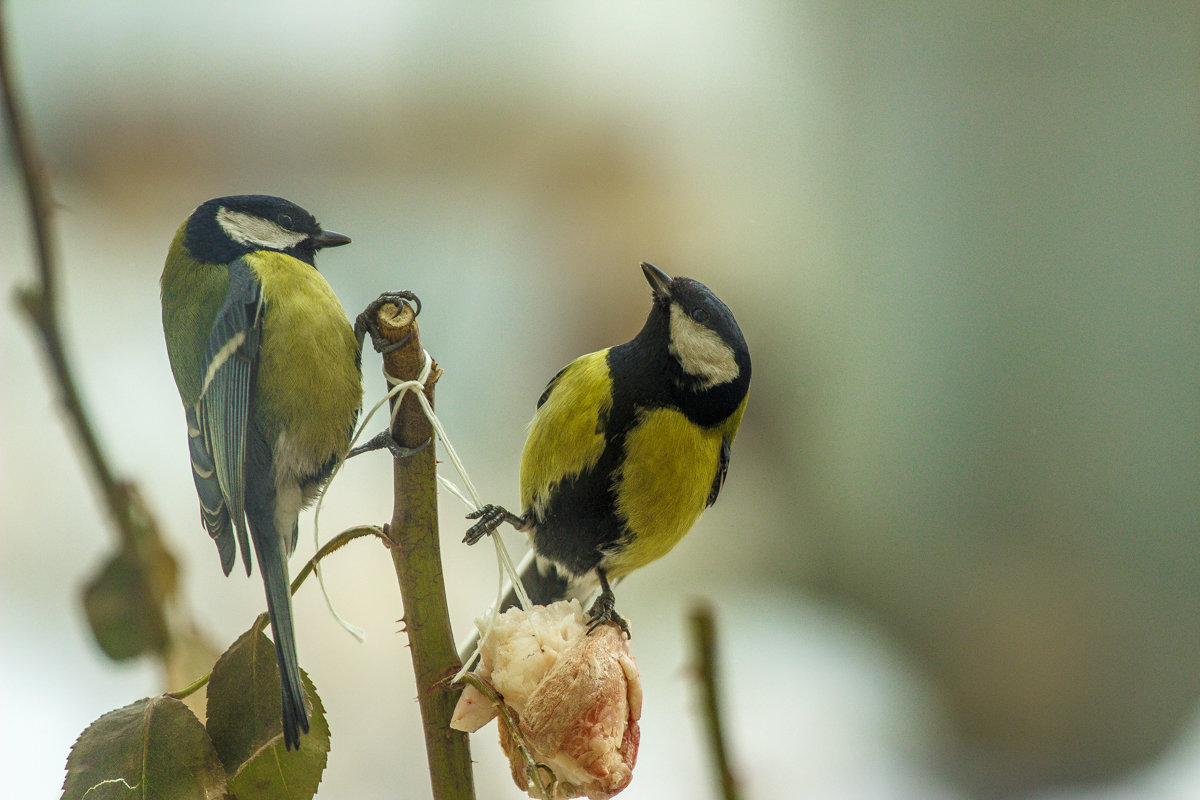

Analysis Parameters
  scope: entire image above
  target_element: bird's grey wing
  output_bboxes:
[186,404,236,574]
[706,437,731,508]
[196,257,264,576]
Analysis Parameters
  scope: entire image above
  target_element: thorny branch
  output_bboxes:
[365,297,476,800]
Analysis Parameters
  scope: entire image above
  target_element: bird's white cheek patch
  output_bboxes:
[668,305,739,389]
[217,207,307,250]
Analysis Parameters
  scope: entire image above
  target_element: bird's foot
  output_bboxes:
[348,430,432,459]
[355,291,422,354]
[463,504,524,545]
[586,588,631,638]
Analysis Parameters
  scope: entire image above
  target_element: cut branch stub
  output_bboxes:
[373,298,442,451]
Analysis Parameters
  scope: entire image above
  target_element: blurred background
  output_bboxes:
[2,2,1198,798]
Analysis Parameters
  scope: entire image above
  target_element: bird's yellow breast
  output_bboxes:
[607,407,723,577]
[247,251,361,465]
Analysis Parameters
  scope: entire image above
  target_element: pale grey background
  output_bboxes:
[3,3,1198,798]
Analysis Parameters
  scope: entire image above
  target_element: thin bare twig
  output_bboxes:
[0,5,57,305]
[2,3,138,549]
[689,601,742,800]
[2,3,210,678]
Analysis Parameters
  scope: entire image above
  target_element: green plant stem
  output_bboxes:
[172,525,383,701]
[167,670,211,701]
[370,299,474,800]
[290,524,385,591]
[690,602,742,800]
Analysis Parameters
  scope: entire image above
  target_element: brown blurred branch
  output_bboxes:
[1,2,140,550]
[366,297,475,800]
[0,5,57,305]
[2,5,209,682]
[690,601,742,800]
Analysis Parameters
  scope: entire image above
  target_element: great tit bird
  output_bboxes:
[160,195,360,750]
[466,262,750,634]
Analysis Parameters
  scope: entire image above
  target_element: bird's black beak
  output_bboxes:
[641,262,672,299]
[312,229,352,249]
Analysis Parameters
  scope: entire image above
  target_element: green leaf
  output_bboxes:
[206,627,329,800]
[82,549,169,661]
[61,695,228,800]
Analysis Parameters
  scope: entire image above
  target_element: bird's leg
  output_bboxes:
[355,291,422,354]
[587,568,631,638]
[347,430,432,460]
[463,504,527,545]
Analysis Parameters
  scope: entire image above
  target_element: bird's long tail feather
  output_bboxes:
[254,527,309,750]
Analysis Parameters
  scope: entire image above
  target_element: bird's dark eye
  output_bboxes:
[277,213,293,228]
[690,306,710,324]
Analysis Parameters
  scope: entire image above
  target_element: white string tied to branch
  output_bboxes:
[313,343,533,668]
